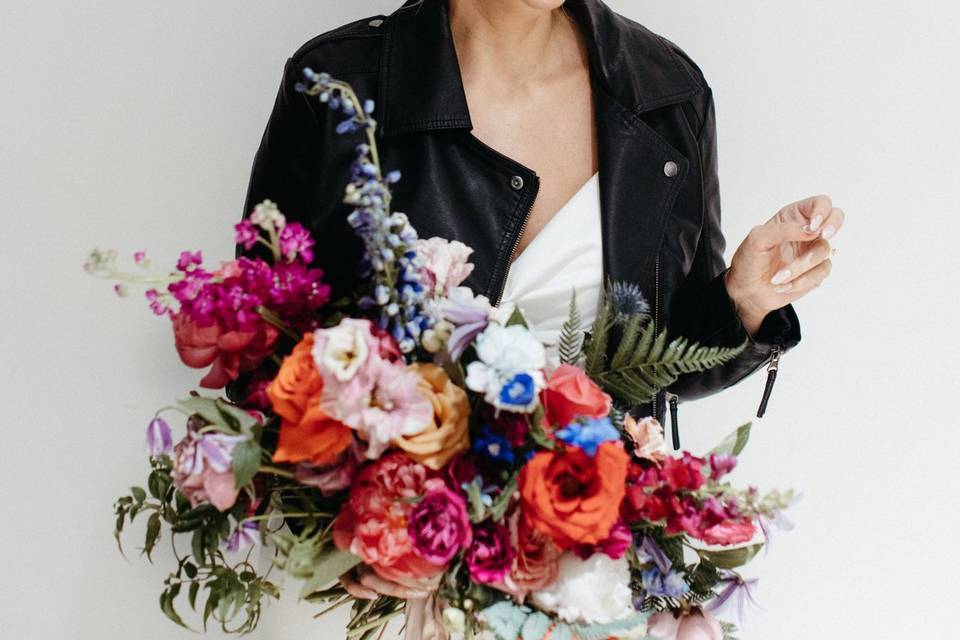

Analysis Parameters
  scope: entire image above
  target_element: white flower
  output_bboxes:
[465,324,546,413]
[530,552,635,625]
[249,199,285,229]
[312,318,373,382]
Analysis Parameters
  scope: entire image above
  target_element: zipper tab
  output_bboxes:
[756,340,783,418]
[665,390,680,450]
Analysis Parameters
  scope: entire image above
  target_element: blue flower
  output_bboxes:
[554,416,620,456]
[640,567,690,598]
[473,425,515,466]
[498,373,536,410]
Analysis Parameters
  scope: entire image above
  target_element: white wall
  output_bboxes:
[1,1,956,638]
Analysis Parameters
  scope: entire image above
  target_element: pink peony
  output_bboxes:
[647,608,724,640]
[332,453,446,585]
[414,237,475,297]
[408,483,473,565]
[172,312,278,389]
[466,521,516,584]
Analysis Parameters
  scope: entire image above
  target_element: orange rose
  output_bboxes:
[268,334,351,466]
[518,441,629,549]
[540,364,612,428]
[393,363,469,470]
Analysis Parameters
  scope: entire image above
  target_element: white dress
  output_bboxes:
[500,171,604,371]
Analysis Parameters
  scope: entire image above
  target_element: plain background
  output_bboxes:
[2,1,958,638]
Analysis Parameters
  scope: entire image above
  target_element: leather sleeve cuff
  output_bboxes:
[701,267,802,352]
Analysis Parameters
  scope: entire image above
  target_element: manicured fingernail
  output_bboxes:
[773,283,793,293]
[821,225,835,240]
[770,269,791,285]
[810,215,824,231]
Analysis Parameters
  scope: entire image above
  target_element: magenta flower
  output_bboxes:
[278,222,315,262]
[466,521,515,584]
[176,250,203,271]
[572,521,632,561]
[133,250,150,266]
[408,483,473,565]
[708,453,737,480]
[234,220,260,250]
[145,417,173,456]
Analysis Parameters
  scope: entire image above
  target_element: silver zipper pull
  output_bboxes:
[756,342,782,418]
[665,390,680,450]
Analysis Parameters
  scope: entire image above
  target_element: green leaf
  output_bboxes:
[505,306,527,327]
[178,396,228,427]
[489,472,517,522]
[215,399,258,435]
[188,581,200,610]
[159,586,188,629]
[130,486,146,503]
[298,548,362,599]
[709,422,753,458]
[558,289,584,366]
[231,439,261,488]
[143,512,161,561]
[697,543,764,570]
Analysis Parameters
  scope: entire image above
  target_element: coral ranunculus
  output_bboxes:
[268,334,352,466]
[539,364,612,428]
[173,312,278,389]
[393,363,470,469]
[519,441,629,549]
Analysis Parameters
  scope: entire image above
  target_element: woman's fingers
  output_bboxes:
[339,571,378,600]
[772,257,833,295]
[816,206,845,241]
[357,569,430,600]
[770,238,833,286]
[747,220,820,251]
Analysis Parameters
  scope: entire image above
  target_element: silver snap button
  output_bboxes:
[368,18,384,27]
[510,175,524,190]
[663,161,679,178]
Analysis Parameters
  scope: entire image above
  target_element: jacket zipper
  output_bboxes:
[492,182,539,307]
[756,337,783,418]
[652,255,664,430]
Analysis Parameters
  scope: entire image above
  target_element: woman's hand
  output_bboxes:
[724,194,844,336]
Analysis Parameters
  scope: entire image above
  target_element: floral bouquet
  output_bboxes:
[87,70,796,640]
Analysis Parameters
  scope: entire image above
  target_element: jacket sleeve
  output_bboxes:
[663,86,802,403]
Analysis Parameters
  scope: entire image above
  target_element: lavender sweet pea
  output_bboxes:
[145,417,172,456]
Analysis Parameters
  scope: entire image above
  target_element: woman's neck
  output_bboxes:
[448,0,577,85]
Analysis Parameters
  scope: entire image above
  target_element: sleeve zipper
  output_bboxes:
[756,338,783,418]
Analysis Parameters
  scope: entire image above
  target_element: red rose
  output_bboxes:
[172,312,278,389]
[539,364,612,428]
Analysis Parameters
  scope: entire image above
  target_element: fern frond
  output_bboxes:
[558,289,584,366]
[583,294,613,375]
[594,333,749,405]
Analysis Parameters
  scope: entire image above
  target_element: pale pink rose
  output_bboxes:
[647,608,724,640]
[624,415,668,462]
[414,237,475,297]
[348,360,433,459]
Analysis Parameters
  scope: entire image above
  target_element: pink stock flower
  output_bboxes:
[133,250,150,266]
[278,222,315,262]
[176,250,203,271]
[466,521,516,584]
[708,453,738,480]
[234,220,260,250]
[647,608,723,640]
[408,483,472,565]
[414,237,475,297]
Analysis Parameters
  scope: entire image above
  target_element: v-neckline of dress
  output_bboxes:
[509,171,600,267]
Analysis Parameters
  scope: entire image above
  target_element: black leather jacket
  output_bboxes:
[239,0,802,430]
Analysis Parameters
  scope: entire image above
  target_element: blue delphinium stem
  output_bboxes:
[295,68,433,353]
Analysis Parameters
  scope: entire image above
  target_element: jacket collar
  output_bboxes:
[377,0,705,137]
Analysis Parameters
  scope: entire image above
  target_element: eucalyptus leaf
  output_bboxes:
[299,548,362,599]
[697,543,764,570]
[144,512,161,561]
[708,422,753,458]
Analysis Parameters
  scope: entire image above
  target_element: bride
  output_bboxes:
[240,0,842,635]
